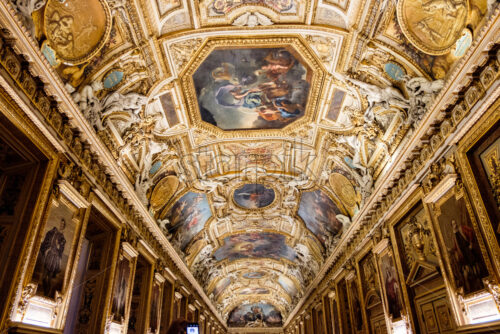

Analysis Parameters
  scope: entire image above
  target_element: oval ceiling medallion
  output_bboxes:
[150,175,179,211]
[232,183,276,209]
[329,173,359,209]
[44,0,112,64]
[396,0,468,55]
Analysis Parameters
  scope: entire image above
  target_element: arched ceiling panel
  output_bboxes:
[10,0,496,326]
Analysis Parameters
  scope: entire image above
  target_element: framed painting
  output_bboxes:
[31,190,85,299]
[457,105,500,278]
[110,243,137,323]
[232,183,276,209]
[163,191,212,250]
[213,232,296,262]
[227,303,283,327]
[348,279,364,333]
[377,248,404,321]
[297,189,344,246]
[192,47,311,130]
[429,186,490,296]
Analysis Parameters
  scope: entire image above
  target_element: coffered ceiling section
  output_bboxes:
[11,0,494,327]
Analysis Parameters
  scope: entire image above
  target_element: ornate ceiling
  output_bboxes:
[9,0,496,327]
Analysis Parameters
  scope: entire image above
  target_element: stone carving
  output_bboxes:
[405,76,444,123]
[170,39,203,74]
[346,76,410,111]
[134,140,169,205]
[68,81,105,131]
[294,243,320,279]
[232,12,273,27]
[101,91,148,119]
[12,0,47,35]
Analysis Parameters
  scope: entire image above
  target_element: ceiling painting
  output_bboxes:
[228,303,283,327]
[162,191,212,250]
[242,271,266,279]
[297,189,345,246]
[193,47,310,130]
[214,233,297,262]
[232,183,276,209]
[237,287,270,295]
[12,0,498,325]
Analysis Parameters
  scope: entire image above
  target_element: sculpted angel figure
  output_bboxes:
[70,81,105,131]
[101,91,148,118]
[405,76,444,123]
[346,76,409,110]
[14,0,47,36]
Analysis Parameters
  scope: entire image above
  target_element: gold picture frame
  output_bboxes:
[456,100,500,281]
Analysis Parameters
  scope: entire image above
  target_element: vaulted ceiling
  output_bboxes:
[12,0,495,326]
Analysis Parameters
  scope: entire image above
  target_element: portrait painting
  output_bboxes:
[193,47,310,130]
[238,287,269,295]
[165,192,212,250]
[326,89,346,122]
[149,283,161,332]
[111,257,132,321]
[228,303,283,327]
[467,125,500,240]
[278,275,297,297]
[298,190,343,245]
[212,277,231,298]
[233,183,275,209]
[32,199,78,298]
[214,232,296,262]
[349,281,363,332]
[436,193,488,294]
[159,91,180,128]
[379,252,403,320]
[243,272,265,279]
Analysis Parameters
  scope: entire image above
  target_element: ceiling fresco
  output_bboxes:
[9,0,497,326]
[193,47,310,130]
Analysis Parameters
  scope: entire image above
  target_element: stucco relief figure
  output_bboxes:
[101,91,148,118]
[39,219,67,297]
[346,76,410,110]
[405,76,444,123]
[70,81,105,131]
[13,0,47,35]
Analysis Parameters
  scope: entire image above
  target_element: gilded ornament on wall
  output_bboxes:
[396,0,469,55]
[43,0,112,64]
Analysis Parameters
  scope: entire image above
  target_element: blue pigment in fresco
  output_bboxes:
[165,192,212,250]
[298,190,343,245]
[103,70,124,89]
[384,63,405,81]
[214,232,296,262]
[41,43,59,67]
[453,29,472,58]
[233,183,275,209]
[193,48,310,130]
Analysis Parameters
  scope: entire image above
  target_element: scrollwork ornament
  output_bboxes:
[18,283,37,314]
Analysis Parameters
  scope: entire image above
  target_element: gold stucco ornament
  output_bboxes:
[397,0,469,55]
[43,0,112,64]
